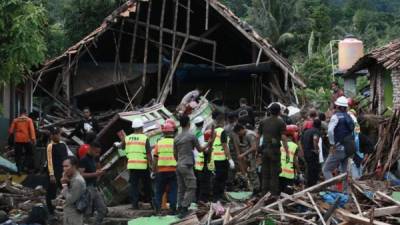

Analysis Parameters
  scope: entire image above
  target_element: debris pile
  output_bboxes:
[364,110,400,176]
[0,178,45,222]
[161,173,400,225]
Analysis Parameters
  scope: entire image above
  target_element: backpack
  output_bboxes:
[75,189,91,214]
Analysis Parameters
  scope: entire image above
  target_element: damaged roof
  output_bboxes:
[37,0,305,87]
[348,38,400,74]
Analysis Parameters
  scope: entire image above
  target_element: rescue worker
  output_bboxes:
[8,108,36,173]
[302,119,322,187]
[124,118,152,209]
[194,128,212,203]
[193,116,205,138]
[79,141,108,225]
[174,115,208,218]
[153,122,178,214]
[323,96,354,187]
[71,107,99,140]
[45,127,69,219]
[279,125,299,194]
[211,114,235,202]
[258,103,289,197]
[233,124,260,196]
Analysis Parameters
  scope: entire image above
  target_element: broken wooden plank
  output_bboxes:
[307,192,327,225]
[337,209,391,225]
[157,0,166,95]
[364,205,400,217]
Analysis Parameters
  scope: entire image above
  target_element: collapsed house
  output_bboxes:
[31,0,304,116]
[28,0,306,205]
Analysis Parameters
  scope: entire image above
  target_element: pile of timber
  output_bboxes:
[0,178,45,220]
[364,110,400,176]
[167,173,400,225]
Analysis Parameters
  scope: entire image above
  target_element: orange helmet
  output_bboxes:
[162,122,176,133]
[285,125,299,142]
[204,129,212,142]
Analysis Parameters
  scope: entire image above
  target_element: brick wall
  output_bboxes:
[392,69,400,110]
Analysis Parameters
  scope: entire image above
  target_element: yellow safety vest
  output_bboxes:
[125,133,148,170]
[279,141,297,179]
[212,127,226,161]
[157,138,177,167]
[195,152,205,171]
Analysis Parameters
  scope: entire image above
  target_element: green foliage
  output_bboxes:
[0,0,47,84]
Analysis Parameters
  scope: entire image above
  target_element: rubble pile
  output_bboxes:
[168,174,400,225]
[0,178,45,222]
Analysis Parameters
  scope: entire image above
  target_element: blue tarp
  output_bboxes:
[320,191,349,208]
[0,155,18,173]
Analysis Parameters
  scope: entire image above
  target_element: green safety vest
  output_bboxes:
[156,138,177,167]
[125,133,148,170]
[279,141,297,179]
[195,152,205,171]
[212,127,226,161]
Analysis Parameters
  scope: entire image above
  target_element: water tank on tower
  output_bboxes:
[338,35,364,71]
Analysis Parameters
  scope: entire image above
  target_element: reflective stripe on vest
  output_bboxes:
[212,128,226,161]
[125,133,148,170]
[279,141,297,179]
[195,152,205,171]
[157,138,177,167]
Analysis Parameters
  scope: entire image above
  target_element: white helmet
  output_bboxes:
[131,118,144,128]
[193,116,204,125]
[335,96,348,107]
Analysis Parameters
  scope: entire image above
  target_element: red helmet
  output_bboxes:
[285,125,299,142]
[348,98,356,108]
[165,119,176,127]
[162,122,176,133]
[204,130,212,142]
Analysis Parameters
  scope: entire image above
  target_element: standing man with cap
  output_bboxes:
[153,122,178,214]
[8,108,36,173]
[124,118,152,209]
[323,96,355,183]
[211,114,235,202]
[258,103,289,197]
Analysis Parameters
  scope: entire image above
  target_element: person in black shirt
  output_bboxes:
[235,98,255,129]
[46,127,69,217]
[71,107,99,140]
[79,141,107,225]
[301,119,322,187]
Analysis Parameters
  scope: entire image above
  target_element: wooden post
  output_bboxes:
[157,0,166,95]
[128,1,141,76]
[205,0,209,30]
[142,0,152,87]
[171,0,179,66]
[114,19,125,81]
[158,37,189,104]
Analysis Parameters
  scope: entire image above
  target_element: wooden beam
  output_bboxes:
[307,192,326,225]
[114,19,125,80]
[157,0,166,95]
[186,23,220,51]
[108,27,225,67]
[171,0,179,66]
[158,37,189,104]
[205,0,209,30]
[142,0,152,87]
[128,1,141,75]
[124,18,215,45]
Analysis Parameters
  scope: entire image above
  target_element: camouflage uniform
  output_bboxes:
[239,130,260,192]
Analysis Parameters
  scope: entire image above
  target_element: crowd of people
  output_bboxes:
[5,83,375,224]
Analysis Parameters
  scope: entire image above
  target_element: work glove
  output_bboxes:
[228,159,235,169]
[113,142,122,148]
[150,172,156,179]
